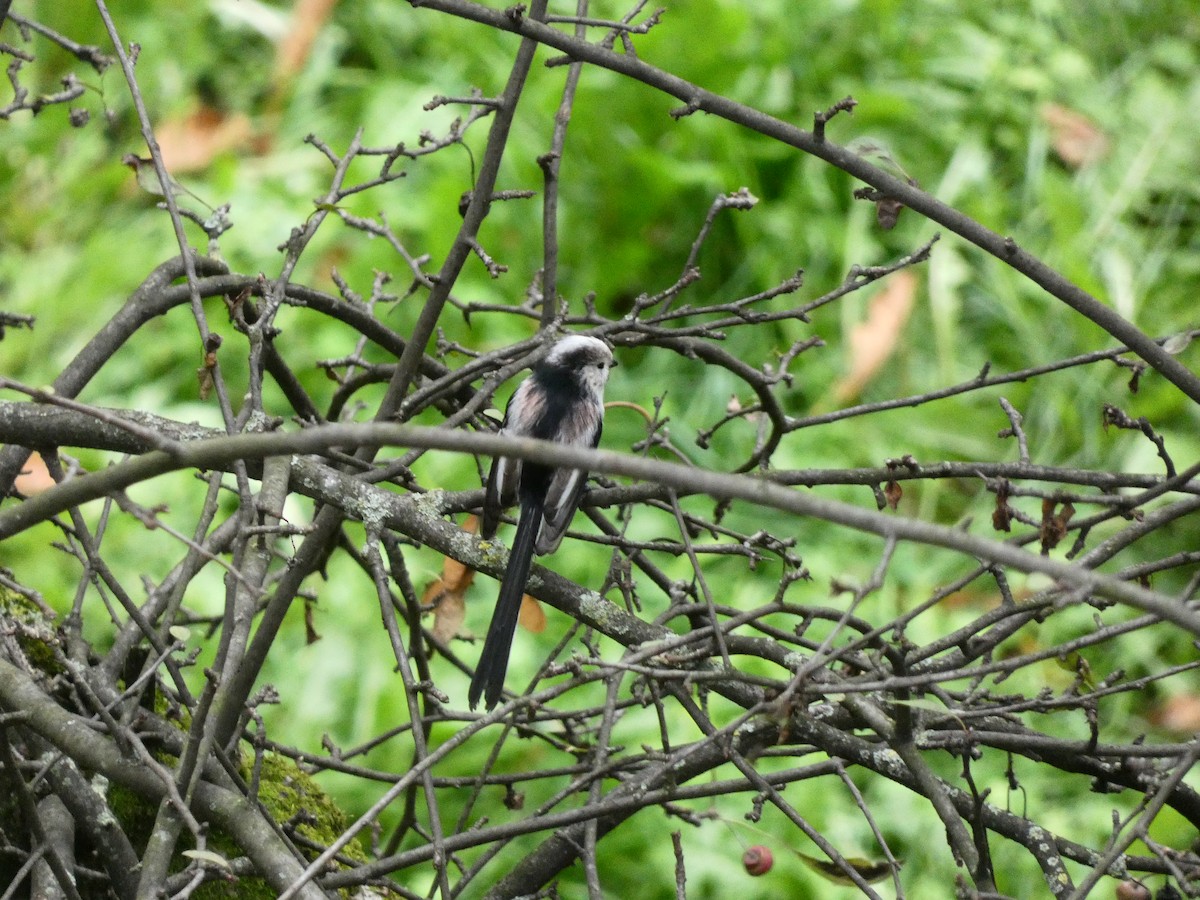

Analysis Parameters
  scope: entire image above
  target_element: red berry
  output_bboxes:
[743,845,773,876]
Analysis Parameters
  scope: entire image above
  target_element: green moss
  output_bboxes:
[0,587,362,896]
[251,752,366,863]
[0,584,64,675]
[187,751,366,898]
[98,749,366,898]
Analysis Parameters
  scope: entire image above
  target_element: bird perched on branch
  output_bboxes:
[468,335,615,711]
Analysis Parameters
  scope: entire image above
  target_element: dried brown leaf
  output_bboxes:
[833,270,917,403]
[304,601,321,644]
[518,595,546,634]
[1040,102,1108,168]
[14,451,55,497]
[429,582,466,644]
[883,480,902,510]
[274,0,339,87]
[1148,693,1200,733]
[157,106,254,173]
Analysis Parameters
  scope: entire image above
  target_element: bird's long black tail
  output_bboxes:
[468,494,543,710]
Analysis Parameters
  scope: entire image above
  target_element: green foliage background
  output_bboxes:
[4,1,1200,895]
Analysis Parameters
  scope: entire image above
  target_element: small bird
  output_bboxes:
[122,154,213,211]
[468,335,615,710]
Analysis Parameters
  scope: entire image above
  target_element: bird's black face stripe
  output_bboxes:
[544,343,610,370]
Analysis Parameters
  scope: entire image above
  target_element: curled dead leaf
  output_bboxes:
[992,480,1013,532]
[1038,499,1074,554]
[883,480,902,510]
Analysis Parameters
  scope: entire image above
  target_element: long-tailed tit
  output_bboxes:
[468,335,615,710]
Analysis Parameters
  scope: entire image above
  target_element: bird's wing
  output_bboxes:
[536,467,588,555]
[536,417,603,555]
[482,379,540,538]
[482,453,520,539]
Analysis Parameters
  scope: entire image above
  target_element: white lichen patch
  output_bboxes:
[870,747,906,777]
